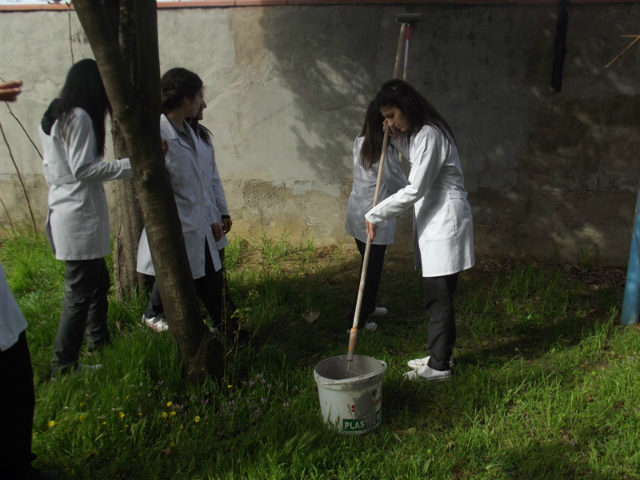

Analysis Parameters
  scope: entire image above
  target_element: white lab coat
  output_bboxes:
[38,108,132,260]
[345,135,408,245]
[137,115,222,278]
[197,128,229,251]
[365,125,474,277]
[0,264,28,352]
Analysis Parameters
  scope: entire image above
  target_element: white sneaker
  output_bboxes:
[345,322,378,334]
[407,356,455,370]
[404,364,451,381]
[370,307,388,317]
[75,363,102,374]
[52,363,102,380]
[143,313,168,332]
[364,322,377,332]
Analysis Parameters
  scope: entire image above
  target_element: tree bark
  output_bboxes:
[73,0,224,382]
[102,0,148,300]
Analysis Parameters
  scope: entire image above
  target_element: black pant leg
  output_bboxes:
[85,258,111,345]
[52,259,104,372]
[348,238,387,328]
[144,281,164,319]
[210,248,236,328]
[0,331,35,480]
[194,243,239,337]
[424,273,459,371]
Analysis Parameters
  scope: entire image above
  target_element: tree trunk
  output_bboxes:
[74,0,224,382]
[105,0,148,300]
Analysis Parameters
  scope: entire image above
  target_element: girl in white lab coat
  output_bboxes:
[345,101,408,332]
[39,59,132,377]
[365,79,474,381]
[187,108,239,336]
[137,68,248,345]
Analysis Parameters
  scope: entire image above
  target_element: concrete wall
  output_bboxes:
[1,4,639,264]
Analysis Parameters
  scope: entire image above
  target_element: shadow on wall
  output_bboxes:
[250,4,640,264]
[253,7,393,184]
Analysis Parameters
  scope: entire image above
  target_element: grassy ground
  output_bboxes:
[1,231,639,479]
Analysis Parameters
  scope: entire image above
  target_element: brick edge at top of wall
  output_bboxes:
[2,0,640,11]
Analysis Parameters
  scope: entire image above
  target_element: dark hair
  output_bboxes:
[54,59,110,157]
[161,68,203,115]
[187,117,212,146]
[359,100,386,170]
[374,79,455,143]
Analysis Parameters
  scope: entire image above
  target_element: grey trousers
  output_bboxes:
[51,258,111,373]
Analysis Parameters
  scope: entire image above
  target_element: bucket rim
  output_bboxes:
[314,354,387,386]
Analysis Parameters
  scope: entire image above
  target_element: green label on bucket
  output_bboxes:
[343,419,367,432]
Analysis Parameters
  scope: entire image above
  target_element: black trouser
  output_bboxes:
[348,238,387,329]
[52,258,111,373]
[424,272,459,371]
[0,332,36,479]
[145,245,237,333]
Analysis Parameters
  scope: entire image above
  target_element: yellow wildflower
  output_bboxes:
[166,401,172,407]
[79,414,86,422]
[169,411,176,417]
[162,412,168,419]
[48,420,56,428]
[119,412,125,419]
[194,416,201,424]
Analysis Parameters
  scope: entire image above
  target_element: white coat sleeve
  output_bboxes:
[66,111,132,182]
[366,128,448,224]
[381,147,408,195]
[0,264,28,352]
[211,149,229,216]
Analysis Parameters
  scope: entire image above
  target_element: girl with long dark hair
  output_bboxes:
[137,68,248,345]
[365,79,474,381]
[39,59,132,377]
[345,101,407,332]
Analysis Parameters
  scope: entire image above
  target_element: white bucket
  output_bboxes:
[313,354,387,435]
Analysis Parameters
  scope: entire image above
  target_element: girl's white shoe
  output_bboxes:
[403,364,451,381]
[407,355,454,370]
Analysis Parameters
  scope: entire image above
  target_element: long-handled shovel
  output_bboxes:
[346,21,414,370]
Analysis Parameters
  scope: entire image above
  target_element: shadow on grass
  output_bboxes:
[230,247,622,375]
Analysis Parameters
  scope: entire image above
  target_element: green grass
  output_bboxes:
[1,231,639,479]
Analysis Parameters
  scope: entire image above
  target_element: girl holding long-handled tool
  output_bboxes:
[345,101,408,333]
[365,79,474,381]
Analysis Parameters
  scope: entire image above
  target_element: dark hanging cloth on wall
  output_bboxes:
[551,0,569,92]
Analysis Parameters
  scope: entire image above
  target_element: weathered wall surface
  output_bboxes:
[0,5,639,264]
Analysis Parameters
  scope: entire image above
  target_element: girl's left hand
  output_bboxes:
[222,217,233,234]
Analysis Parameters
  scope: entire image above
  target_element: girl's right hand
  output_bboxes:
[383,119,399,140]
[0,80,22,102]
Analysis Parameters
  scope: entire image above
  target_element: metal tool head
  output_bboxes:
[395,13,422,24]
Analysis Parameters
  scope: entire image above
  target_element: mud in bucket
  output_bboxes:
[313,354,387,435]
